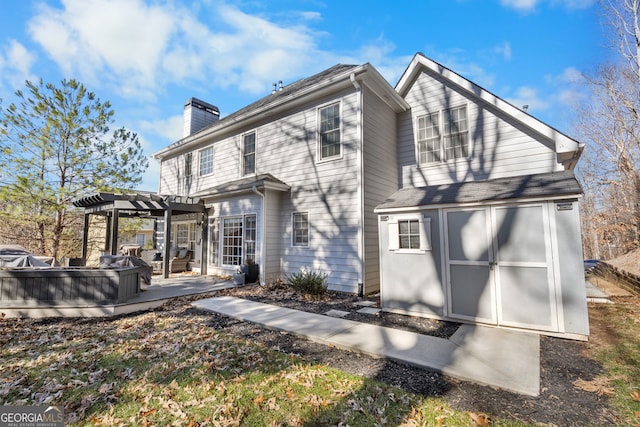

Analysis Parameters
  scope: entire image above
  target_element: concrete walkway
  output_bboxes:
[192,296,540,396]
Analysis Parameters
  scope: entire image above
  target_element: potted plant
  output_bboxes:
[240,258,259,284]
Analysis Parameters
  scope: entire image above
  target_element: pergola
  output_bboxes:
[72,192,206,278]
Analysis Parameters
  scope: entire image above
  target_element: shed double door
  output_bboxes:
[444,204,558,332]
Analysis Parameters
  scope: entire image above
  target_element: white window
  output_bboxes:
[221,215,257,266]
[184,152,192,177]
[243,132,256,175]
[443,105,469,160]
[417,113,441,164]
[417,105,468,165]
[292,212,309,246]
[209,217,219,267]
[222,217,243,265]
[398,219,420,249]
[199,146,214,176]
[388,215,431,252]
[244,215,257,262]
[318,103,341,160]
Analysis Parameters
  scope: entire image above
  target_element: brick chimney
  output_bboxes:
[183,98,220,137]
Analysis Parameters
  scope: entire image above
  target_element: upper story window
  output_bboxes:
[318,102,341,160]
[184,153,192,177]
[199,146,214,176]
[243,132,256,175]
[417,105,468,165]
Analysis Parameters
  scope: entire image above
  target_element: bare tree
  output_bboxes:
[576,1,640,259]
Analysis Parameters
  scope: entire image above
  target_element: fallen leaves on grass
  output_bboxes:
[573,377,615,396]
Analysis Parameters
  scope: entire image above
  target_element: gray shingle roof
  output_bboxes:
[375,171,583,211]
[191,64,359,137]
[193,173,290,198]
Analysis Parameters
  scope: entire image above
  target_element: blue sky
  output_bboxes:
[0,0,606,191]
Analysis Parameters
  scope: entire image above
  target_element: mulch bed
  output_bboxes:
[168,283,619,426]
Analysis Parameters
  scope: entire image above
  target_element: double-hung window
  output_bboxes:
[318,103,341,160]
[417,105,468,165]
[184,153,192,177]
[199,146,214,176]
[243,132,256,175]
[292,212,309,246]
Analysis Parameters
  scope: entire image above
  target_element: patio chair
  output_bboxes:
[169,248,192,273]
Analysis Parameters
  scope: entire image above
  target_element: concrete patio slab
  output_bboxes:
[193,296,541,396]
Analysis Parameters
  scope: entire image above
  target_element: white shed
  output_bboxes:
[376,171,590,340]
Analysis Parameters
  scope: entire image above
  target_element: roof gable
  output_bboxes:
[396,53,583,166]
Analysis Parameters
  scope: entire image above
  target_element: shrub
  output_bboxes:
[285,269,329,295]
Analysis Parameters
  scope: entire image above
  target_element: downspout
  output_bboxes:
[252,185,266,285]
[350,72,365,297]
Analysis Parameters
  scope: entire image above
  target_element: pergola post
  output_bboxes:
[110,208,119,255]
[81,213,90,262]
[162,207,172,279]
[201,211,208,275]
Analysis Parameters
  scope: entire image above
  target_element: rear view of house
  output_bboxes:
[153,52,589,339]
[153,64,408,294]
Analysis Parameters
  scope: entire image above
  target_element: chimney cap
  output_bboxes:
[185,97,220,115]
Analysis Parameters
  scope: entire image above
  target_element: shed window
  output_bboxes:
[318,103,341,160]
[398,219,420,249]
[388,216,431,252]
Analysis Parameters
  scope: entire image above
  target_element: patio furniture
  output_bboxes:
[169,249,192,273]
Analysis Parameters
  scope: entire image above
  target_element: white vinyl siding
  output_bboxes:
[161,88,362,292]
[362,85,399,294]
[398,69,562,188]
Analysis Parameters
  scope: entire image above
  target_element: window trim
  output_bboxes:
[317,101,343,162]
[242,131,256,176]
[416,104,469,166]
[199,146,214,176]
[292,212,309,247]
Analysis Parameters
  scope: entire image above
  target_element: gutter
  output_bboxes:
[350,72,365,297]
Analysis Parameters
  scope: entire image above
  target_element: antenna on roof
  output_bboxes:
[522,105,529,112]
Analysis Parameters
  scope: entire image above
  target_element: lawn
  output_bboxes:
[0,302,481,426]
[0,286,638,426]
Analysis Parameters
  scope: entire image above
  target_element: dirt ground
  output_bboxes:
[175,282,624,426]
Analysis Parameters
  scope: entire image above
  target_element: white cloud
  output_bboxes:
[506,86,550,111]
[138,115,185,144]
[0,40,36,91]
[27,0,328,100]
[500,0,539,12]
[500,0,596,11]
[494,41,512,61]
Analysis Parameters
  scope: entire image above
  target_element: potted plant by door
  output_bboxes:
[240,258,259,284]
